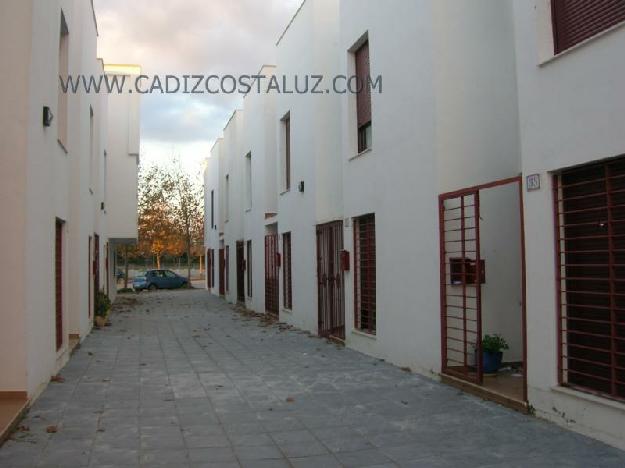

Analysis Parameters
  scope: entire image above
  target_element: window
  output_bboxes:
[207,249,213,289]
[89,107,95,191]
[355,40,372,153]
[283,232,292,310]
[57,12,69,146]
[247,240,252,297]
[354,214,376,334]
[552,0,625,53]
[225,175,230,222]
[554,157,625,401]
[282,113,291,191]
[245,152,252,209]
[211,190,215,228]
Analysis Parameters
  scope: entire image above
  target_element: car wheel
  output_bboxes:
[148,284,157,291]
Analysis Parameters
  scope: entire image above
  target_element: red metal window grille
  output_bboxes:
[317,221,345,340]
[554,156,625,401]
[552,0,625,54]
[284,114,291,191]
[283,233,292,310]
[354,214,376,334]
[247,240,252,297]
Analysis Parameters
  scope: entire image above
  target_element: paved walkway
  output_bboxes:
[1,290,624,468]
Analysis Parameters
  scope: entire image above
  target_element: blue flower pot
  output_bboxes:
[482,351,503,374]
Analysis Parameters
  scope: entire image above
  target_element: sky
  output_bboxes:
[93,0,302,177]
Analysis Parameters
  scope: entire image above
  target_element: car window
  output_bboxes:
[157,271,167,278]
[165,271,177,278]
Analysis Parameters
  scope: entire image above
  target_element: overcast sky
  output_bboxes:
[94,0,301,175]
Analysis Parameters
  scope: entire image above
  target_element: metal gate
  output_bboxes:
[265,234,279,316]
[317,221,345,340]
[219,248,225,296]
[439,191,483,384]
[236,241,245,303]
[55,220,63,351]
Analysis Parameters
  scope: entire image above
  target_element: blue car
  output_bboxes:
[133,270,189,291]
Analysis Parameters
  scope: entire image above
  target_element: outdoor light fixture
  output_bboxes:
[43,106,54,127]
[298,181,305,193]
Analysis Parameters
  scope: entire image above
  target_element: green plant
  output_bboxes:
[482,334,509,354]
[94,291,111,318]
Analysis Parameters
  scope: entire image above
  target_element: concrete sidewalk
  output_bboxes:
[1,289,624,467]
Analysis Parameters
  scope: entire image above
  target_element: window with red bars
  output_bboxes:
[354,214,376,334]
[283,113,291,191]
[247,240,252,297]
[552,0,625,54]
[355,40,372,153]
[283,232,292,310]
[207,249,215,289]
[554,156,625,401]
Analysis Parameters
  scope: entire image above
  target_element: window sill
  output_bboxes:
[349,148,372,162]
[539,20,625,67]
[351,329,377,340]
[280,189,291,196]
[551,385,625,413]
[281,308,292,314]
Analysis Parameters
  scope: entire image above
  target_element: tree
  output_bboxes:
[167,163,204,284]
[137,166,177,269]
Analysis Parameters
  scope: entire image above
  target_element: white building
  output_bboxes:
[0,0,139,437]
[514,0,625,449]
[203,0,625,449]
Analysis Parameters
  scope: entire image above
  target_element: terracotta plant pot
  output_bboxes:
[94,315,107,328]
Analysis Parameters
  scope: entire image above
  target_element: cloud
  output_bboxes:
[94,0,301,167]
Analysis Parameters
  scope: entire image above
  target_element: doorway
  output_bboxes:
[265,233,279,316]
[236,241,245,303]
[317,221,345,340]
[439,177,527,405]
[219,248,225,296]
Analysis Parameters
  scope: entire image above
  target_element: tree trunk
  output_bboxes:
[186,238,192,286]
[156,254,161,269]
[123,245,129,289]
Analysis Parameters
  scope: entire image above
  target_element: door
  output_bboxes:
[317,221,345,340]
[236,241,245,302]
[55,220,63,351]
[219,248,225,296]
[265,234,279,316]
[440,191,483,384]
[93,234,100,305]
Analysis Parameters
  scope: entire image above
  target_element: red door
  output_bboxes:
[317,221,345,340]
[55,220,63,351]
[265,234,279,316]
[219,248,225,296]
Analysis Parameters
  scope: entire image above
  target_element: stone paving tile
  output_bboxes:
[1,289,625,467]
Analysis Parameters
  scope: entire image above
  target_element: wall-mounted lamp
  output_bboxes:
[298,181,305,193]
[340,250,350,272]
[43,106,54,127]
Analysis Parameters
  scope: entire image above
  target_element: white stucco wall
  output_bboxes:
[276,0,342,333]
[514,0,625,449]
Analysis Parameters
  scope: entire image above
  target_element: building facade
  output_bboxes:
[204,0,625,449]
[0,0,140,432]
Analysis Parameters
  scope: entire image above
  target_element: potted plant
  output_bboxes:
[481,334,509,374]
[94,291,111,328]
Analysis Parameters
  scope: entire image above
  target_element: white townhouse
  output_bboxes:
[0,0,140,438]
[203,0,625,449]
[513,0,625,449]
